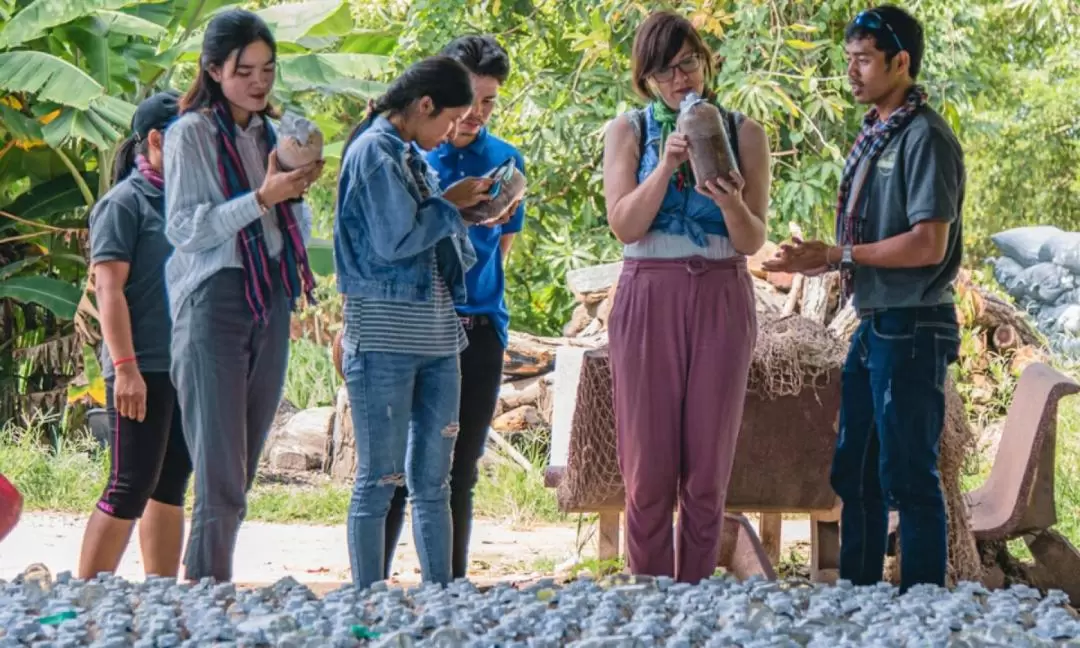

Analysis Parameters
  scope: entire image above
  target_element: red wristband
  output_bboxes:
[113,356,136,368]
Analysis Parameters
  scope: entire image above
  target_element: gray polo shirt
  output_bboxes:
[850,106,965,312]
[88,170,173,378]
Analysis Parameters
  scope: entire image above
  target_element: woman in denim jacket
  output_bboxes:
[602,11,772,584]
[334,55,493,590]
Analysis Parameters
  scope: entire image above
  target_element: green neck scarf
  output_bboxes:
[649,99,691,187]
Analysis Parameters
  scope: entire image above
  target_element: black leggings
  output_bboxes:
[384,315,505,579]
[96,372,192,520]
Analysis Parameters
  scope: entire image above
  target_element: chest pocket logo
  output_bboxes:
[876,146,898,176]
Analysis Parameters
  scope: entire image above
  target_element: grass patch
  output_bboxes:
[245,480,351,525]
[283,338,340,410]
[0,415,108,514]
[472,432,565,528]
[0,415,565,529]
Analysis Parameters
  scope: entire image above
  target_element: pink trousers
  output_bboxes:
[608,256,757,584]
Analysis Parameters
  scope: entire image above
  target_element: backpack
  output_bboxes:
[627,106,743,174]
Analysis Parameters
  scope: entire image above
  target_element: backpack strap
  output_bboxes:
[725,109,743,172]
[636,108,647,162]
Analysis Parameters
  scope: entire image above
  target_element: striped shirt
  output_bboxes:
[342,256,468,356]
[162,111,312,320]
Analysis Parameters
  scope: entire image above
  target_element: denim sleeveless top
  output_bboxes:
[624,104,743,260]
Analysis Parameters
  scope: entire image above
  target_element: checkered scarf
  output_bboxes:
[836,84,928,298]
[210,101,317,325]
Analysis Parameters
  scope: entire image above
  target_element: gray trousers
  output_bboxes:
[171,268,290,582]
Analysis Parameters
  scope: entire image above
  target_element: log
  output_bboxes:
[329,387,355,482]
[563,304,592,337]
[492,405,543,434]
[504,331,605,378]
[801,273,837,325]
[826,298,859,341]
[978,291,1044,348]
[487,429,537,474]
[782,274,805,317]
[498,376,544,413]
[992,324,1019,352]
[595,273,620,329]
[504,332,557,377]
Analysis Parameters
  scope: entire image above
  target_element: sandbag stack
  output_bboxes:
[989,226,1080,356]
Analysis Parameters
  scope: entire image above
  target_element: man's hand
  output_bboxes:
[761,237,837,275]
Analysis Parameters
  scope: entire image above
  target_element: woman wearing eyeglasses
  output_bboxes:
[602,10,772,584]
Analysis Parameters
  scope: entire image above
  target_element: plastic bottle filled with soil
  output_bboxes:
[274,112,324,172]
[676,92,738,188]
[460,159,527,224]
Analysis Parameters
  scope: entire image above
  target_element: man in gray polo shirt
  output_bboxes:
[764,5,964,594]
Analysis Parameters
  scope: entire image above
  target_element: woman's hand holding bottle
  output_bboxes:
[443,177,494,209]
[255,151,319,208]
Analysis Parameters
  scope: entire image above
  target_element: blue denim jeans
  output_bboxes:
[829,304,960,593]
[342,349,460,590]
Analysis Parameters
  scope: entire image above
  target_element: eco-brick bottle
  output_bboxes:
[461,165,527,224]
[676,91,738,188]
[275,111,324,171]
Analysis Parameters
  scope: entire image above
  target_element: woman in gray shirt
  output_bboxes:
[163,9,323,582]
[78,91,191,581]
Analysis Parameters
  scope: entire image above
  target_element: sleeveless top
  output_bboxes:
[623,103,744,260]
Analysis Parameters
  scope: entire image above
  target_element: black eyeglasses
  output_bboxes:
[653,53,703,83]
[853,10,904,52]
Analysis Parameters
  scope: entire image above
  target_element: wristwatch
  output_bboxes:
[840,244,854,270]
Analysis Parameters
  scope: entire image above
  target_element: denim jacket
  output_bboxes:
[334,116,476,303]
[636,103,734,247]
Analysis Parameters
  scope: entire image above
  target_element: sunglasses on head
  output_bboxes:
[853,10,905,52]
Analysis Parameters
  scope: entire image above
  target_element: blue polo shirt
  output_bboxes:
[425,127,526,349]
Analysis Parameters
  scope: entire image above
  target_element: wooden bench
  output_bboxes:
[545,346,843,582]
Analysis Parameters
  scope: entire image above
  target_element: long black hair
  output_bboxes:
[342,55,474,156]
[111,137,150,186]
[110,90,180,186]
[179,9,278,115]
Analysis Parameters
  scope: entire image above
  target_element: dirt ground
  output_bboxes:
[1,513,811,592]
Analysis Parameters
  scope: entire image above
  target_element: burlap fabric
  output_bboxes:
[557,309,982,582]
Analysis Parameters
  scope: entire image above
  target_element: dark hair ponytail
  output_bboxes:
[111,135,150,186]
[341,55,474,156]
[180,9,278,115]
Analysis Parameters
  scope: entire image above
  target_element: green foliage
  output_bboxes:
[0,0,392,425]
[3,0,1079,425]
[284,337,341,409]
[379,0,1079,336]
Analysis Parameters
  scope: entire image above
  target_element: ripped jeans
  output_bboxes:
[342,349,460,589]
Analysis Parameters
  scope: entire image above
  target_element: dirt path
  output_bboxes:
[1,513,811,589]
